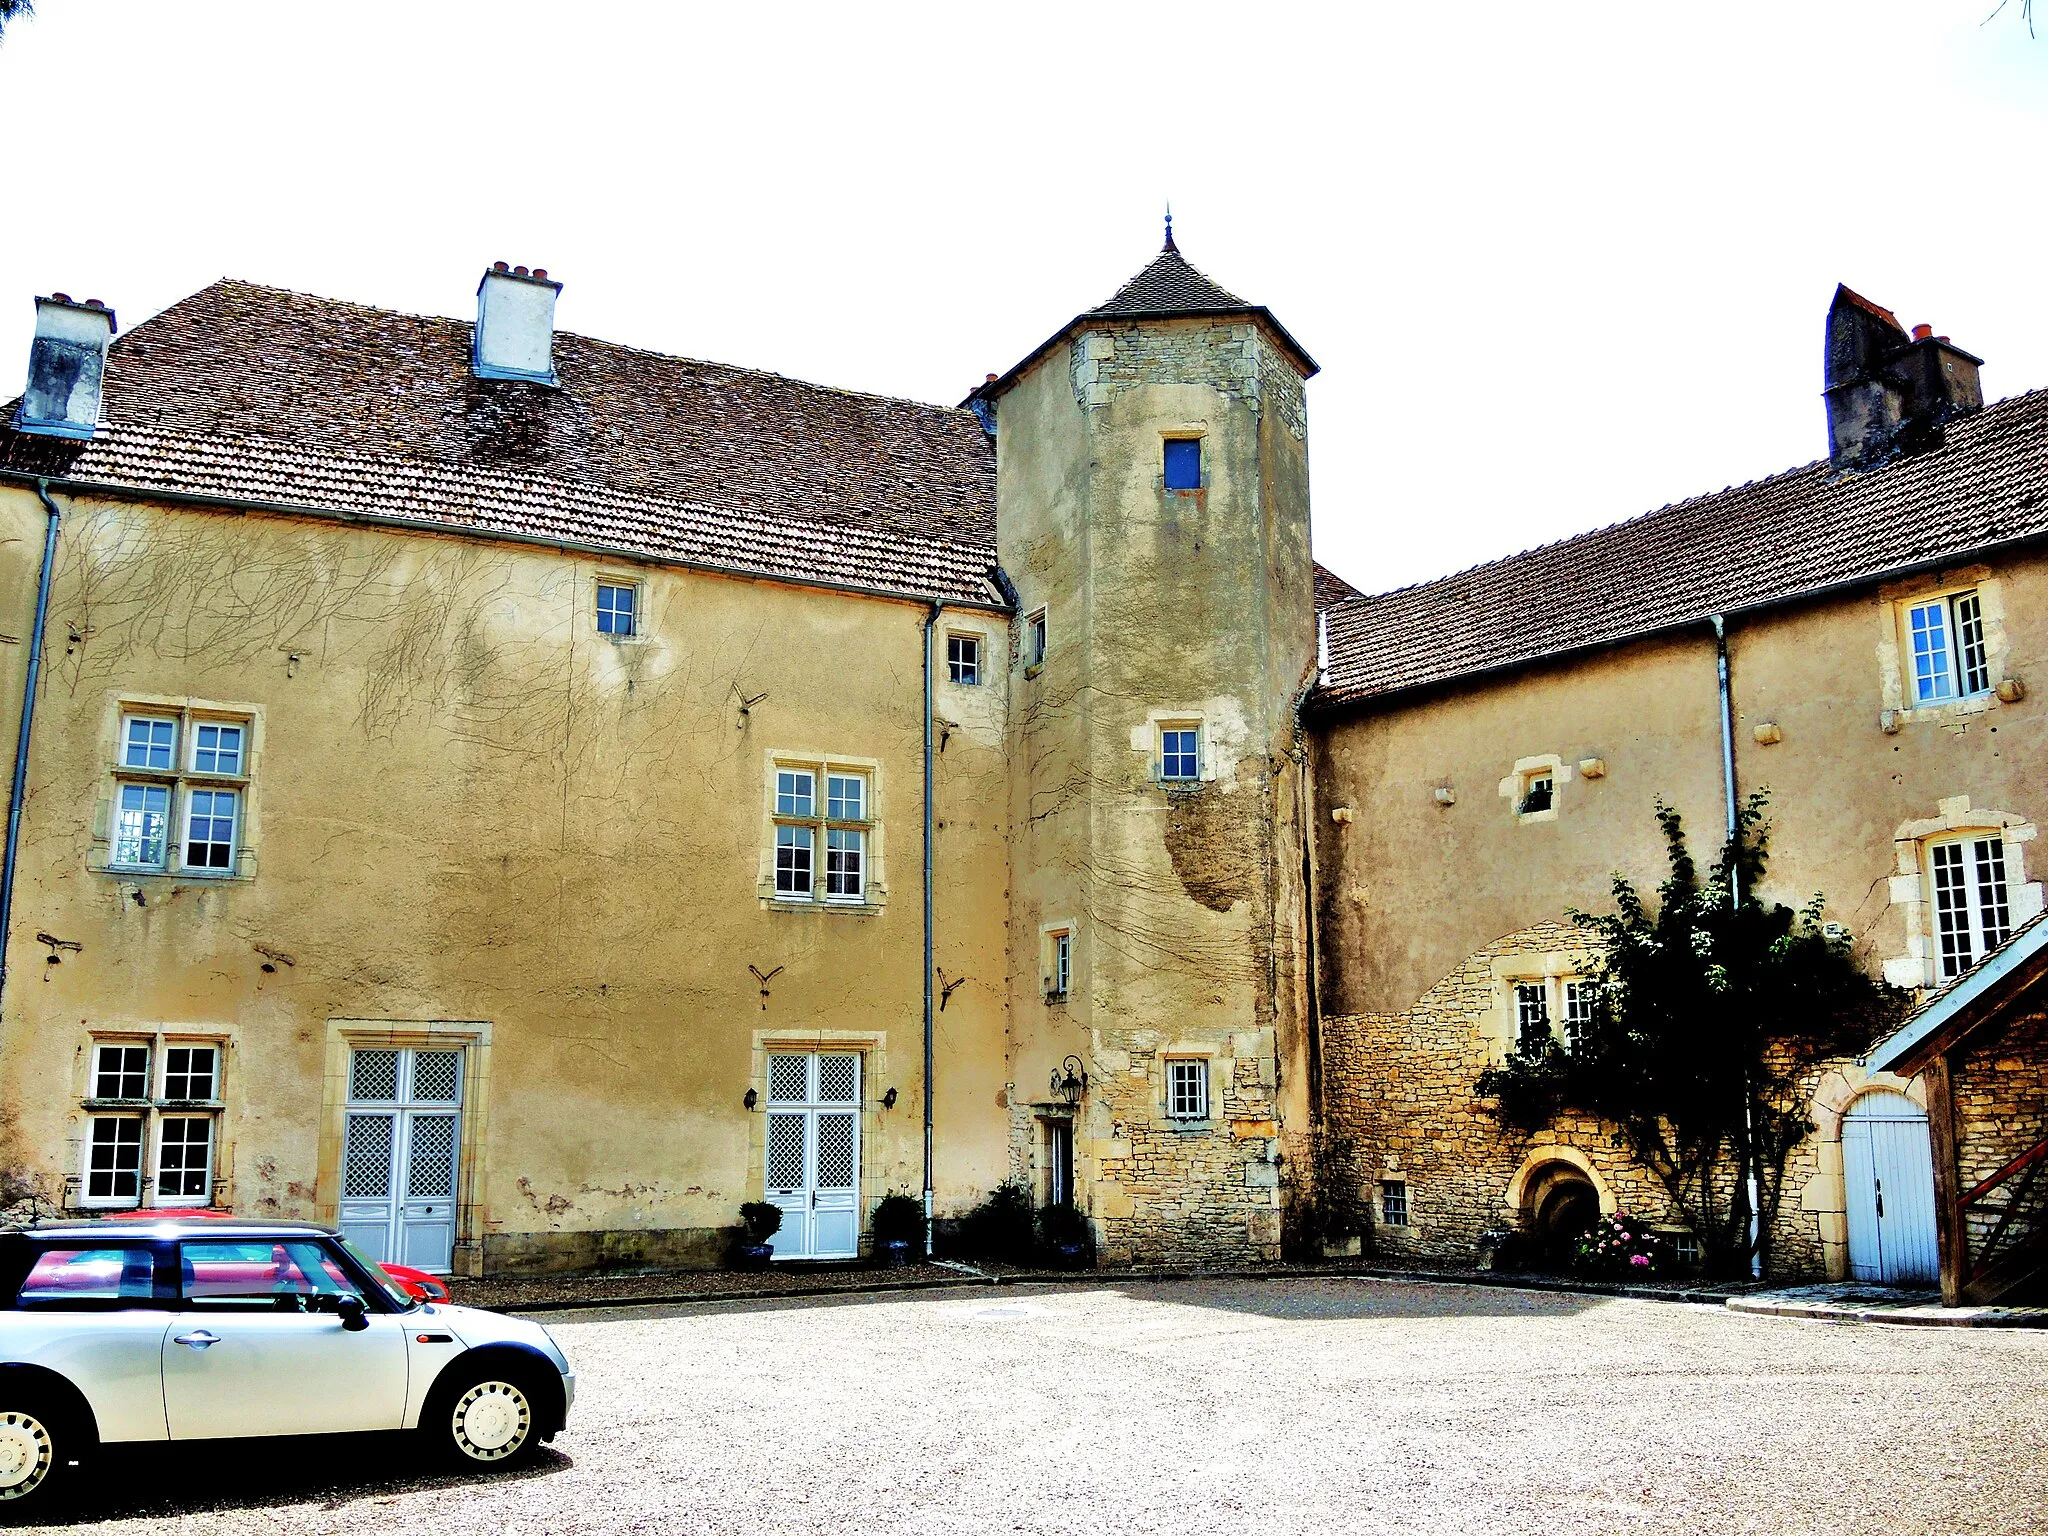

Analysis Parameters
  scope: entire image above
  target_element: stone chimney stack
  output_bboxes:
[1823,284,1983,472]
[14,294,117,439]
[472,262,562,386]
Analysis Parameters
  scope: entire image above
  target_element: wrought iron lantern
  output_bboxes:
[1051,1055,1087,1105]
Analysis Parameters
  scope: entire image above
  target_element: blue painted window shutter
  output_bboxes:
[1163,438,1202,490]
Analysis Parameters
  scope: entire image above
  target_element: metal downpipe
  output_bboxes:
[1,481,62,1012]
[1712,613,1762,1278]
[922,602,941,1255]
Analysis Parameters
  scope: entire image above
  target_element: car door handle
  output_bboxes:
[173,1330,221,1350]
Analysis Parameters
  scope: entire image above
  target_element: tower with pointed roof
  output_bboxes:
[972,228,1319,1263]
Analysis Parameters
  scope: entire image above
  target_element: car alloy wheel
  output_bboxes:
[450,1379,532,1463]
[0,1410,54,1501]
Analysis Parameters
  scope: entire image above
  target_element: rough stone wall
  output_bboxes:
[1954,1011,2048,1257]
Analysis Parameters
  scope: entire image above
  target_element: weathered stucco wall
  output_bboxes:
[998,316,1315,1263]
[0,482,1013,1273]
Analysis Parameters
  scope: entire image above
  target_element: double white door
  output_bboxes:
[765,1052,861,1260]
[1843,1090,1939,1286]
[338,1047,464,1273]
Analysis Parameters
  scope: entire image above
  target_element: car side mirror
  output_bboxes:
[335,1293,369,1332]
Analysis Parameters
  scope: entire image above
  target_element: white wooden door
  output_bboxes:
[338,1048,464,1273]
[1843,1090,1939,1286]
[763,1052,861,1260]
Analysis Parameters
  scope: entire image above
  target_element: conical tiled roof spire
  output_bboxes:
[1089,236,1250,319]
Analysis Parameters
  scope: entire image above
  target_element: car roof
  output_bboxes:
[16,1219,340,1241]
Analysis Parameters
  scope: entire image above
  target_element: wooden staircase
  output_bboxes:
[1959,1134,2048,1305]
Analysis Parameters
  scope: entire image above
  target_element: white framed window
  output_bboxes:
[1517,770,1554,816]
[161,1044,217,1102]
[1167,1058,1209,1120]
[596,580,639,638]
[109,705,253,877]
[112,783,171,870]
[80,1036,225,1210]
[1907,590,1991,704]
[947,634,981,686]
[121,715,177,771]
[183,789,238,870]
[1514,982,1552,1050]
[154,1116,214,1205]
[1025,609,1047,668]
[189,722,244,776]
[92,1043,150,1101]
[82,1117,144,1206]
[1563,980,1597,1054]
[771,763,871,905]
[1380,1179,1409,1226]
[1159,726,1201,783]
[1046,929,1072,1000]
[1930,835,2013,978]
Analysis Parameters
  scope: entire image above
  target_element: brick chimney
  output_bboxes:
[14,294,117,439]
[1823,284,1983,472]
[472,262,562,386]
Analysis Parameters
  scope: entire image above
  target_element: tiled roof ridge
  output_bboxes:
[154,277,983,421]
[1327,383,2048,614]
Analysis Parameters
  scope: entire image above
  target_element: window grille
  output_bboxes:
[1909,591,1993,703]
[1381,1180,1409,1226]
[350,1049,401,1103]
[768,1055,809,1104]
[766,1115,805,1189]
[1160,728,1200,782]
[596,581,637,637]
[1514,982,1552,1050]
[342,1115,395,1200]
[817,1055,859,1103]
[1167,1059,1208,1120]
[406,1116,459,1199]
[947,634,981,686]
[815,1114,857,1189]
[412,1051,463,1104]
[1931,835,2013,977]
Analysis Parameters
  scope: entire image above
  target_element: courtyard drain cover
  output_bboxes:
[967,1303,1044,1322]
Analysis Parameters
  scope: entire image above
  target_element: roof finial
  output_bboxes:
[1163,201,1177,253]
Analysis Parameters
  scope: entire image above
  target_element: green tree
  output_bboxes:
[1476,794,1908,1279]
[0,2,32,43]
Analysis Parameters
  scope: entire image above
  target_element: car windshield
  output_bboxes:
[333,1236,420,1310]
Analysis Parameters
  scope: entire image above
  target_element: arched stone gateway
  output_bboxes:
[1504,1148,1614,1269]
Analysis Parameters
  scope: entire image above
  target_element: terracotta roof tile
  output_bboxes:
[1,279,1003,606]
[1317,387,2048,707]
[1313,561,1363,611]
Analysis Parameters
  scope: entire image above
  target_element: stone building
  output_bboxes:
[2,244,2043,1291]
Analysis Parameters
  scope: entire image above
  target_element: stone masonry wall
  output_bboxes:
[1954,1010,2048,1259]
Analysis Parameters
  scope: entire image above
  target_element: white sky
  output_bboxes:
[2,3,2043,595]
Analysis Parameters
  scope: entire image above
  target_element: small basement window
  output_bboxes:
[1163,437,1202,491]
[1380,1180,1409,1227]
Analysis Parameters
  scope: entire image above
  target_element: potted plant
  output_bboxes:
[734,1201,782,1271]
[1036,1201,1093,1270]
[871,1193,923,1268]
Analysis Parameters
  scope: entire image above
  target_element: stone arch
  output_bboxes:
[1800,1064,1926,1280]
[1505,1147,1612,1268]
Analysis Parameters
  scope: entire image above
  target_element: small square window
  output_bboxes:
[947,634,981,686]
[597,581,638,638]
[190,723,244,776]
[1381,1180,1409,1227]
[163,1045,217,1102]
[1025,610,1048,668]
[1518,773,1554,816]
[94,1043,150,1101]
[1167,1058,1209,1120]
[1047,930,1072,999]
[827,774,865,822]
[1163,438,1202,491]
[113,783,171,869]
[184,789,238,871]
[121,716,177,772]
[1160,727,1200,782]
[775,825,815,898]
[1669,1231,1702,1267]
[776,770,815,819]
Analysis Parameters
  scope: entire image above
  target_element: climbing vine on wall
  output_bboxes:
[1475,793,1908,1279]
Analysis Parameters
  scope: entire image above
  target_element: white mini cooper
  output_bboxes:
[0,1219,574,1512]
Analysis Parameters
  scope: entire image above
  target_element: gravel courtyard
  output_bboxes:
[40,1277,2048,1535]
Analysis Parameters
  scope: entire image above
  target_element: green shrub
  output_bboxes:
[738,1201,783,1243]
[951,1182,1036,1264]
[872,1193,924,1247]
[1036,1201,1091,1253]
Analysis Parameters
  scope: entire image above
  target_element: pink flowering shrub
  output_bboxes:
[1571,1210,1665,1279]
